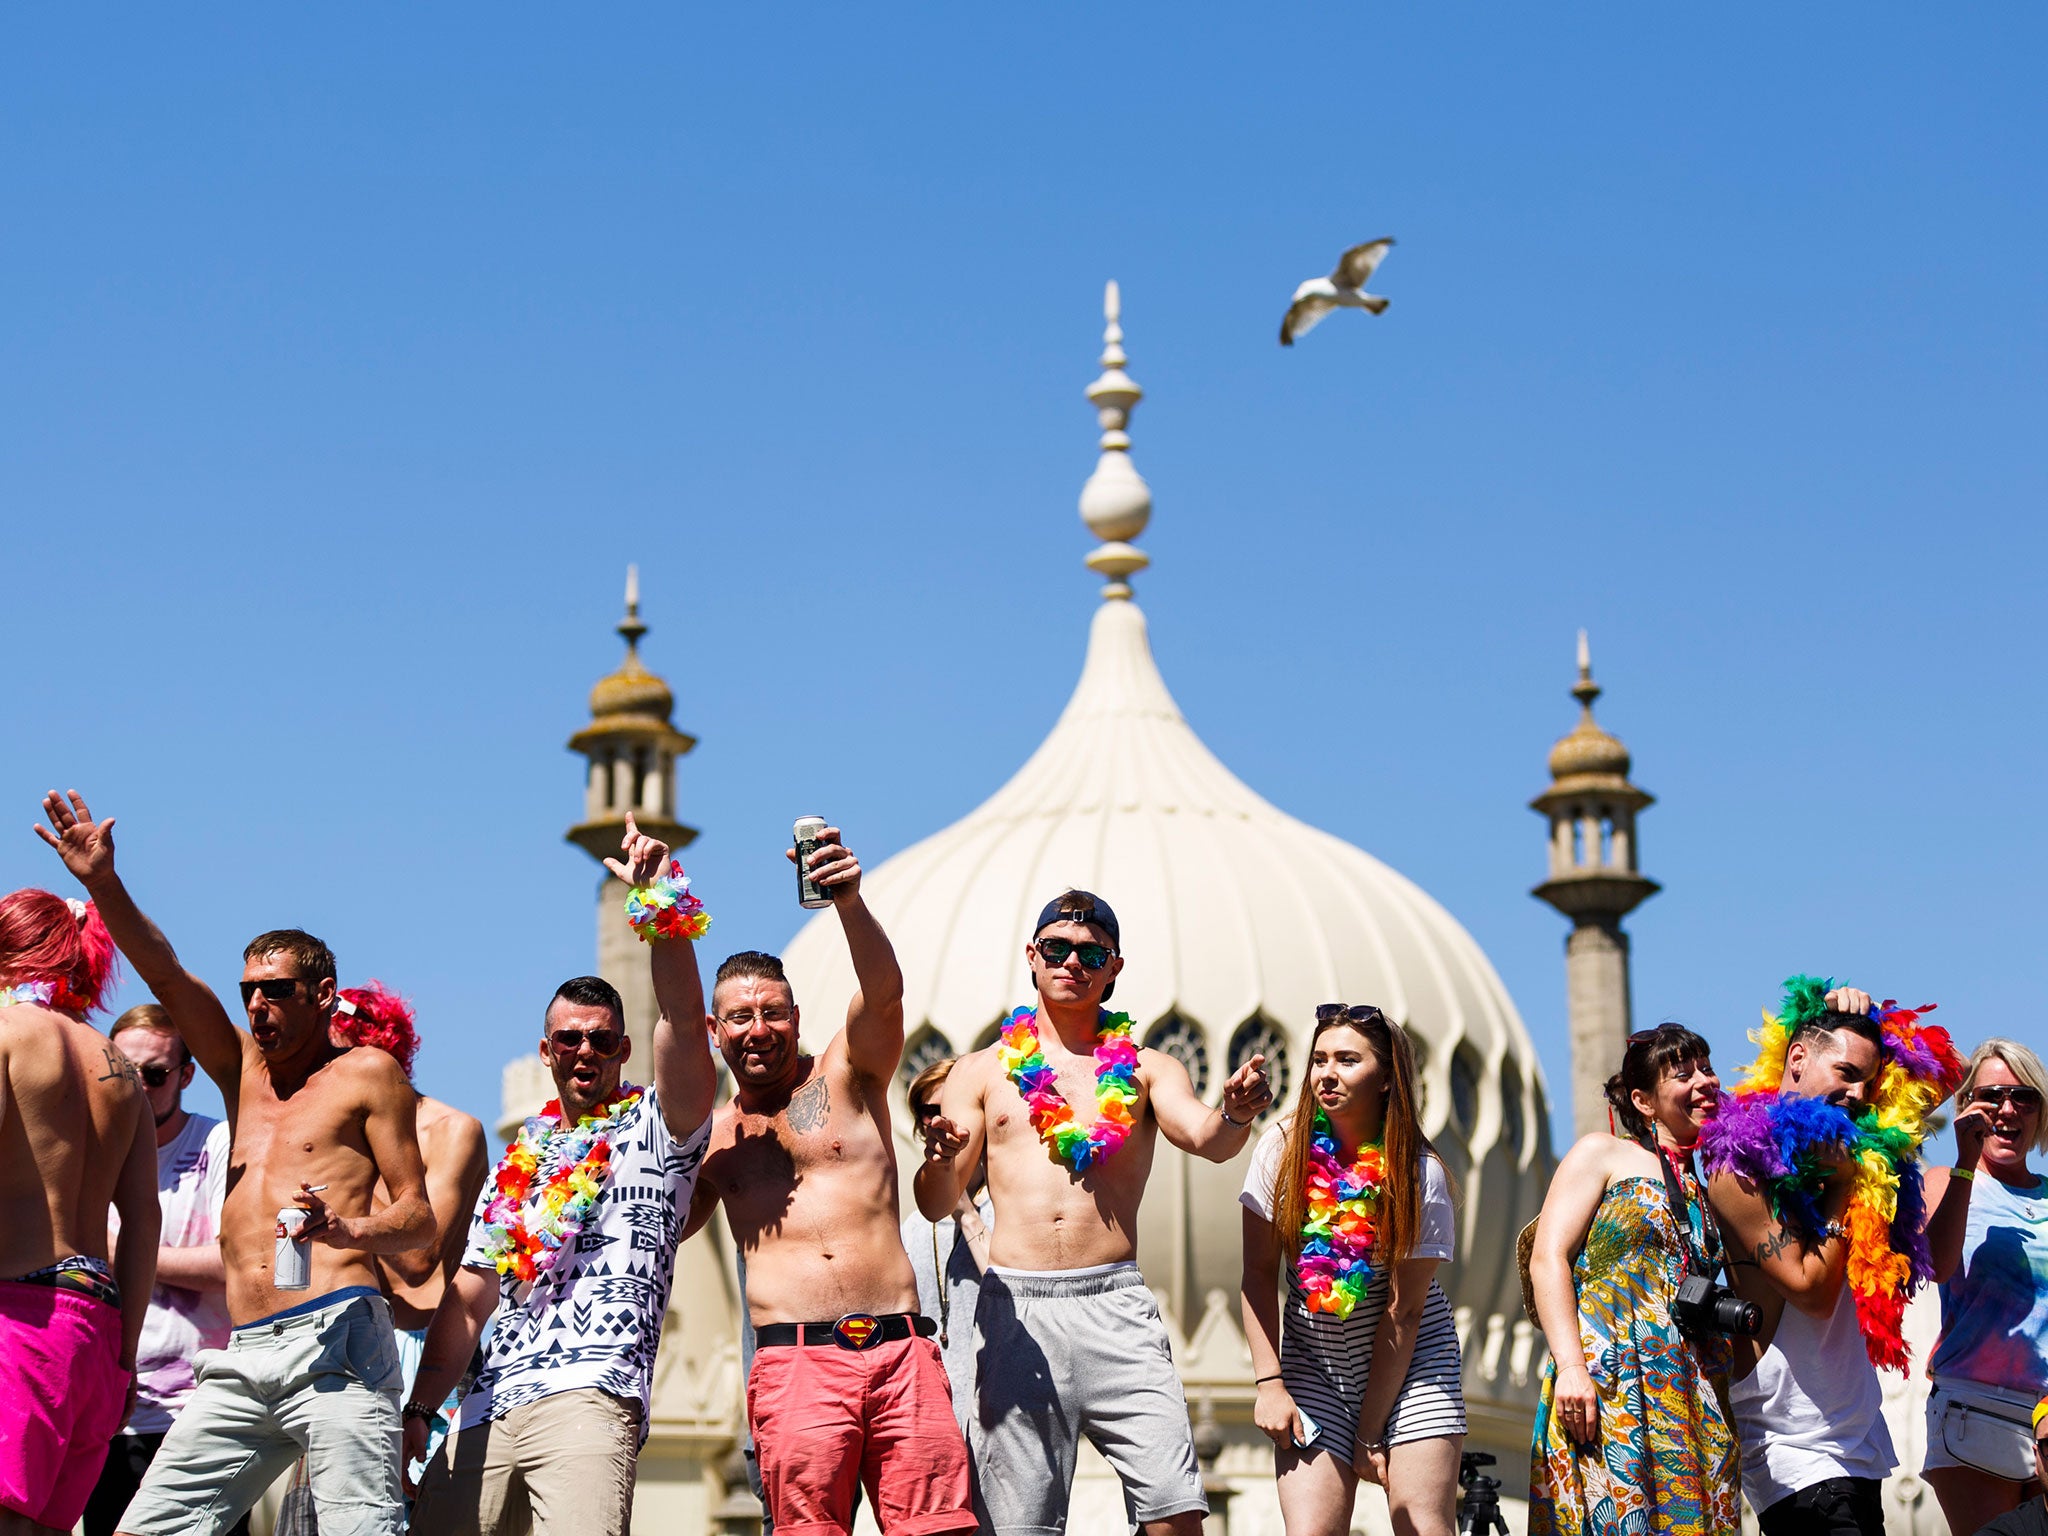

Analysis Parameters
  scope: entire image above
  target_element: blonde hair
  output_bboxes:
[1960,1038,2048,1154]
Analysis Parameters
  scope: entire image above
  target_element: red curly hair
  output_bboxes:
[333,980,419,1078]
[0,888,118,1015]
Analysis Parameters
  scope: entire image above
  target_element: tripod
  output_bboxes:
[1456,1451,1508,1535]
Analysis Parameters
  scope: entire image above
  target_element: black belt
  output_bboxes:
[755,1313,936,1351]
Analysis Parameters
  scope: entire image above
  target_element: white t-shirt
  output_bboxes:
[1730,1284,1896,1509]
[458,1085,711,1442]
[112,1113,232,1434]
[1238,1120,1455,1261]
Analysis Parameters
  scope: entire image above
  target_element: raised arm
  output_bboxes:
[605,814,718,1140]
[795,827,904,1083]
[915,1051,988,1221]
[1149,1048,1271,1162]
[36,791,246,1091]
[1708,1166,1852,1318]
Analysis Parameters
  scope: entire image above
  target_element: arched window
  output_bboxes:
[1450,1046,1481,1138]
[1228,1015,1289,1119]
[1500,1059,1526,1159]
[1145,1014,1210,1097]
[1403,1027,1431,1118]
[898,1025,954,1095]
[971,1018,1005,1053]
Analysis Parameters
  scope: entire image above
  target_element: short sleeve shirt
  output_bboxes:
[116,1114,233,1433]
[459,1084,711,1440]
[1238,1119,1455,1261]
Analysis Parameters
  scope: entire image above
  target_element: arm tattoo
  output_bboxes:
[98,1046,141,1086]
[787,1076,829,1134]
[1755,1227,1801,1264]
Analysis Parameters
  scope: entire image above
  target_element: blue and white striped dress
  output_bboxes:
[1241,1122,1467,1454]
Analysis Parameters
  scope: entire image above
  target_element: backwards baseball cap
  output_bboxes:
[1033,890,1119,949]
[2033,1393,2048,1439]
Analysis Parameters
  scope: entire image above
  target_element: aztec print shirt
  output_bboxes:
[458,1085,711,1442]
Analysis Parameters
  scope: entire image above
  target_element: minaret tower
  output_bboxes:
[1532,632,1658,1138]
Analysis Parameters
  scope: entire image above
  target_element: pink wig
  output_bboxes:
[334,980,420,1078]
[0,888,118,1014]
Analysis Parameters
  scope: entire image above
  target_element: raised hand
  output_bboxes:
[922,1111,969,1166]
[787,825,861,903]
[1221,1053,1274,1125]
[34,790,117,887]
[1824,986,1874,1016]
[603,812,672,888]
[1953,1099,1992,1171]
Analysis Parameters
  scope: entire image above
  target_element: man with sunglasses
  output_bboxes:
[679,821,976,1536]
[1974,1395,2048,1535]
[404,815,719,1536]
[36,789,434,1536]
[914,891,1274,1536]
[84,1006,247,1536]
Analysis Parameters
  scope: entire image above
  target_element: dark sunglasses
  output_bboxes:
[549,1027,624,1058]
[239,978,307,1004]
[912,1101,942,1122]
[138,1063,175,1088]
[1034,938,1115,971]
[1316,1003,1386,1027]
[1970,1084,2044,1112]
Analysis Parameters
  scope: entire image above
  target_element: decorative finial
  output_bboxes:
[618,563,647,654]
[1572,628,1601,715]
[1079,279,1152,601]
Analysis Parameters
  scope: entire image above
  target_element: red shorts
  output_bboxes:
[0,1278,130,1531]
[747,1331,974,1536]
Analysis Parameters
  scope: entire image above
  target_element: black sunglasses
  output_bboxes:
[1316,1003,1386,1026]
[1970,1084,2044,1112]
[239,978,308,1004]
[549,1027,624,1058]
[138,1063,175,1089]
[912,1101,942,1122]
[1034,937,1115,971]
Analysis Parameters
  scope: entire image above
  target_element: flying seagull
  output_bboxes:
[1280,237,1395,346]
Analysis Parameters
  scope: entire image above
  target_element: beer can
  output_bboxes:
[275,1207,311,1290]
[794,816,833,909]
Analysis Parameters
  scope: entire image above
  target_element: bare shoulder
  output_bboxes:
[1561,1130,1650,1183]
[418,1096,487,1154]
[331,1044,416,1106]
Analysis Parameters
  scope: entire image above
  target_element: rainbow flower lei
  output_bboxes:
[0,981,57,1009]
[481,1084,645,1284]
[624,860,710,943]
[1698,975,1963,1372]
[997,1005,1139,1172]
[1297,1112,1385,1317]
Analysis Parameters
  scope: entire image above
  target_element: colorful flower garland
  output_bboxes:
[0,981,57,1009]
[997,1005,1139,1172]
[1698,975,1963,1372]
[1297,1111,1385,1317]
[623,860,710,943]
[481,1084,645,1284]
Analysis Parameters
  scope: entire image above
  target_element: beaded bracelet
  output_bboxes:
[624,860,711,942]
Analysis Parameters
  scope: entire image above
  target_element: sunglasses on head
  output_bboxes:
[239,977,308,1004]
[1316,1003,1386,1027]
[1970,1084,2044,1112]
[1033,938,1115,970]
[549,1027,623,1058]
[138,1063,175,1089]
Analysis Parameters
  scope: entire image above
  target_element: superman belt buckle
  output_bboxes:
[832,1313,883,1350]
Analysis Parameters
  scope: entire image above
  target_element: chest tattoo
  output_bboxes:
[787,1076,829,1134]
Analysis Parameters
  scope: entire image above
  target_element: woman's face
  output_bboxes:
[1633,1054,1721,1146]
[1965,1056,2042,1174]
[1310,1024,1386,1123]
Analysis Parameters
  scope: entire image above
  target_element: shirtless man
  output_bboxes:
[0,888,159,1536]
[328,982,489,1473]
[679,823,974,1536]
[36,790,433,1536]
[916,890,1274,1536]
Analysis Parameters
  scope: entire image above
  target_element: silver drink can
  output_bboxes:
[794,816,832,909]
[274,1207,311,1290]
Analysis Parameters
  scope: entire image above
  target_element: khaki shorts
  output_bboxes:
[411,1387,641,1536]
[120,1286,403,1536]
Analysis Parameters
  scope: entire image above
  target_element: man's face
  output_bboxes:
[1784,1027,1882,1110]
[117,1027,192,1127]
[539,1000,630,1116]
[240,952,338,1060]
[711,976,800,1091]
[1023,921,1123,1009]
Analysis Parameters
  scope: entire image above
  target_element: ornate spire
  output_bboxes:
[1546,629,1631,782]
[1079,280,1152,601]
[568,566,697,863]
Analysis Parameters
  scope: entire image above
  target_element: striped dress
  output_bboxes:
[1240,1123,1467,1454]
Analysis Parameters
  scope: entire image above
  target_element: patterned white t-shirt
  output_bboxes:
[458,1084,710,1442]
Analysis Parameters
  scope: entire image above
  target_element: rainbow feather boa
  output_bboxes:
[481,1084,644,1284]
[1296,1112,1385,1317]
[997,1005,1138,1172]
[624,860,710,943]
[1698,975,1963,1371]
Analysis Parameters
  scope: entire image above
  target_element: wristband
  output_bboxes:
[1951,1166,1976,1183]
[1254,1373,1283,1385]
[1220,1105,1252,1128]
[624,860,711,943]
[402,1401,435,1427]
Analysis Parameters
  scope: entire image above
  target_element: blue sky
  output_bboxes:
[3,7,2041,1157]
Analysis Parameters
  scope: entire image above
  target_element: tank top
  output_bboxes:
[1729,1285,1895,1510]
[1929,1169,2048,1394]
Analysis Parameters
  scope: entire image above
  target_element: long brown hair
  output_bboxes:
[1272,1006,1444,1267]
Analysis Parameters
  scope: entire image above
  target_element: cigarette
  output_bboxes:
[302,1184,328,1194]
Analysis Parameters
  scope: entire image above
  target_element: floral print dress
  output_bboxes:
[1528,1170,1739,1536]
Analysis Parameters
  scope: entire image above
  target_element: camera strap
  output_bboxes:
[1653,1142,1721,1279]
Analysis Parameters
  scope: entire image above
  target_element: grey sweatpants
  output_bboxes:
[970,1263,1206,1536]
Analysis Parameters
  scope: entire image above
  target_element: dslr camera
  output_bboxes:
[1673,1272,1762,1340]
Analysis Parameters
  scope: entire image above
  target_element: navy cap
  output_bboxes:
[1033,891,1119,949]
